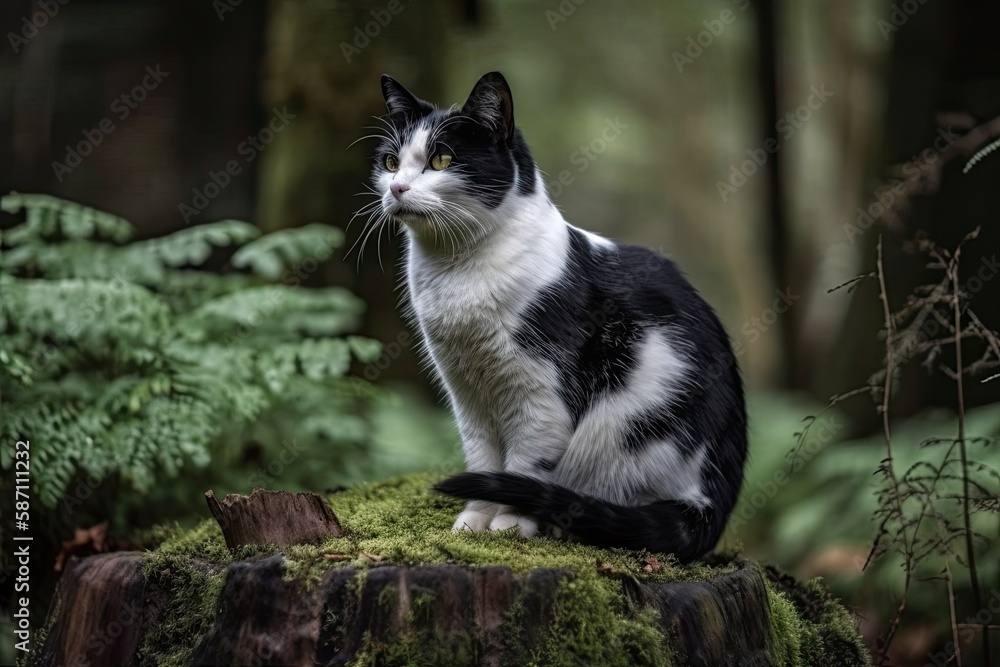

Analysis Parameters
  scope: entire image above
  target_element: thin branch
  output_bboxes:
[873,236,913,664]
[946,560,962,667]
[950,242,990,665]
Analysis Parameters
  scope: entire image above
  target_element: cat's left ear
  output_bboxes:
[381,75,433,119]
[462,72,515,143]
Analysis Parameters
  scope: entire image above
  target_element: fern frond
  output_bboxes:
[231,223,344,279]
[0,196,381,514]
[1,192,133,244]
[137,219,261,267]
[963,137,1000,173]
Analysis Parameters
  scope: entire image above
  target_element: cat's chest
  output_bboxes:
[413,271,522,350]
[409,265,537,388]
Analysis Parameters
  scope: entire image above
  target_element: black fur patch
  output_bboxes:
[513,230,748,530]
[514,229,641,426]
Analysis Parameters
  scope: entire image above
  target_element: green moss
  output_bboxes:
[349,586,476,667]
[142,472,722,582]
[796,579,873,667]
[766,587,804,666]
[136,472,869,666]
[146,519,232,566]
[763,568,873,667]
[537,577,675,667]
[323,472,722,583]
[137,556,227,666]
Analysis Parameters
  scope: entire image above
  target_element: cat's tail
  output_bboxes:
[434,472,723,563]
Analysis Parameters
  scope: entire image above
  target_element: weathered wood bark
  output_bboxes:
[204,488,343,549]
[36,552,809,667]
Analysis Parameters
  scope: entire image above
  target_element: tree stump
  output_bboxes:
[204,488,343,549]
[32,474,871,666]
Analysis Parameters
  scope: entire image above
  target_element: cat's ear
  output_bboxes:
[380,74,433,119]
[462,72,515,142]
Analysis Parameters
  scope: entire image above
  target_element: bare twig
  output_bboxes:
[949,240,990,664]
[873,236,914,664]
[946,560,962,667]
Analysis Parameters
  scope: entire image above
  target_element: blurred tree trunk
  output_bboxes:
[3,0,268,238]
[791,0,884,395]
[753,0,796,389]
[822,1,1000,433]
[256,0,469,393]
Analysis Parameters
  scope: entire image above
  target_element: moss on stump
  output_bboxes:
[35,473,871,666]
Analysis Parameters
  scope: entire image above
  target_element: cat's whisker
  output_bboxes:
[346,134,389,150]
[375,211,396,273]
[435,202,485,251]
[347,201,382,231]
[347,207,389,269]
[431,207,470,262]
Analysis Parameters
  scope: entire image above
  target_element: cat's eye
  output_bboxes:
[384,154,399,172]
[430,153,452,170]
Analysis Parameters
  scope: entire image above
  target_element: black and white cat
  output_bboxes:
[364,72,747,563]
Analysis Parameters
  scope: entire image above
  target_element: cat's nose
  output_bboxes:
[390,181,410,200]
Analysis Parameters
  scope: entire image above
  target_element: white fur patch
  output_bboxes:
[407,184,575,482]
[553,329,705,507]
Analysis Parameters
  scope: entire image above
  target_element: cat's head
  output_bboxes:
[364,72,538,250]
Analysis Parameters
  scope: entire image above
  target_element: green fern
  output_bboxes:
[963,136,1000,173]
[232,222,343,279]
[0,193,384,518]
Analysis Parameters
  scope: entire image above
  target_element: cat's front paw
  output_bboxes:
[452,507,496,532]
[489,513,538,538]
